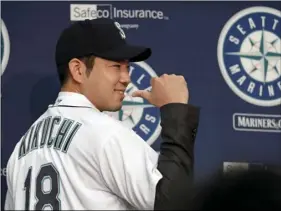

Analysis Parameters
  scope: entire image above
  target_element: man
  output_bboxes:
[5,18,200,210]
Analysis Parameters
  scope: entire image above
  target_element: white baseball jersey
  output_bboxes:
[5,92,163,210]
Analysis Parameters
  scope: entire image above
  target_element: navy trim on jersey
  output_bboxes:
[49,105,93,109]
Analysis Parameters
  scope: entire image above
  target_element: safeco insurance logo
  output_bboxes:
[233,113,281,133]
[70,4,169,30]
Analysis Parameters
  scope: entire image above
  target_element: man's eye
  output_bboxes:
[112,64,121,68]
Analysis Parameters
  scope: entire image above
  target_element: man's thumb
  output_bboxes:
[132,90,152,101]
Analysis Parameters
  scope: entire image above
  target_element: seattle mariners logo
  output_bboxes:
[1,19,10,76]
[218,7,281,107]
[105,62,161,145]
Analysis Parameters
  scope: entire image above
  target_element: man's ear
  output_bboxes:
[68,58,86,84]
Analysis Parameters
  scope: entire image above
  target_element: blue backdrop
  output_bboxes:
[1,1,281,207]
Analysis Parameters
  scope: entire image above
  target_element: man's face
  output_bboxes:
[83,57,131,111]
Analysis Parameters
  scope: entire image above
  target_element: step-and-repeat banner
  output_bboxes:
[1,1,280,206]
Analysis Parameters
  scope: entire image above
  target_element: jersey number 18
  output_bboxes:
[24,163,61,210]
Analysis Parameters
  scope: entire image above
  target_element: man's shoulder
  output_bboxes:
[86,110,144,144]
[83,110,124,129]
[73,109,131,142]
[47,105,123,131]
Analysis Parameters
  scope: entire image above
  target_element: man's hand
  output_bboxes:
[132,74,189,107]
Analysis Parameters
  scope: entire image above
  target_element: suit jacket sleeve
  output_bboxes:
[155,103,200,210]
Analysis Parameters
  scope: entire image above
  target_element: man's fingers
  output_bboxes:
[150,77,157,86]
[132,90,152,101]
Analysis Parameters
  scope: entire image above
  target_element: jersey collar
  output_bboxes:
[50,91,100,112]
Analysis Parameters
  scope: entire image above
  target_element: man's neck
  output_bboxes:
[60,83,81,94]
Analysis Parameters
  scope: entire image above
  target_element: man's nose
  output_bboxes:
[120,68,131,86]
